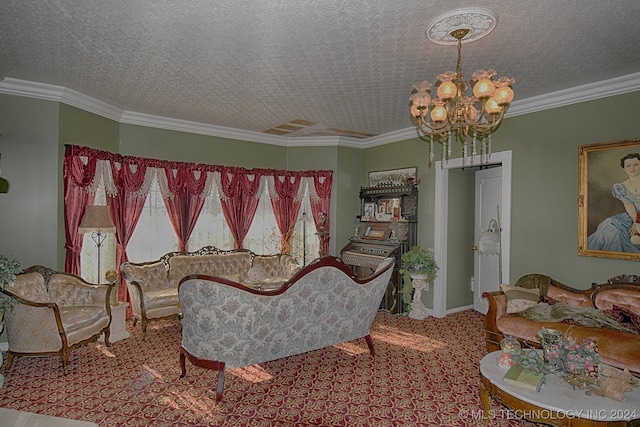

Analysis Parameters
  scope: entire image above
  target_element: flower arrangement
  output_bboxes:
[399,245,438,307]
[510,348,544,373]
[544,337,600,377]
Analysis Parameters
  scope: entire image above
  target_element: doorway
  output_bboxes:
[473,166,503,314]
[432,151,512,318]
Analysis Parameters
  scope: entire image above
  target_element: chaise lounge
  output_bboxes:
[178,256,395,401]
[483,273,640,374]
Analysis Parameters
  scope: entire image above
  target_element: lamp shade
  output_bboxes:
[78,205,116,233]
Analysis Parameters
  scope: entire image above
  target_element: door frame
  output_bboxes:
[432,150,512,318]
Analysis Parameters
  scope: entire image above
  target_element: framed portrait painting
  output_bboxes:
[578,137,640,261]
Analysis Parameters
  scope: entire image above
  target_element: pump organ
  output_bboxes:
[340,184,418,314]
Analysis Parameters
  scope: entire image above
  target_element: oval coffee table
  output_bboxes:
[480,351,640,426]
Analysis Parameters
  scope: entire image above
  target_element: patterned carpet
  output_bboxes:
[0,310,539,426]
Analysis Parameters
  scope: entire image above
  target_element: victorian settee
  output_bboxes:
[483,273,640,374]
[120,246,300,339]
[1,265,114,374]
[178,256,395,401]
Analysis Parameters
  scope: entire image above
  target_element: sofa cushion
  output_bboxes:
[7,272,49,303]
[121,261,168,292]
[593,287,640,316]
[168,252,252,286]
[501,284,540,313]
[143,288,180,309]
[59,306,106,331]
[547,285,593,307]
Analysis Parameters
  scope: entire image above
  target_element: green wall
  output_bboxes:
[446,168,475,309]
[0,95,59,268]
[119,124,287,169]
[498,91,640,287]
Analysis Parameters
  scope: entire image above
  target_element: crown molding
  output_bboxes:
[505,71,640,118]
[2,73,640,149]
[0,77,125,122]
[285,135,363,148]
[120,111,288,146]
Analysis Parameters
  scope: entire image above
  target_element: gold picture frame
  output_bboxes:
[578,137,640,261]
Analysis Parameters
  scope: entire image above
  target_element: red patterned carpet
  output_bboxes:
[0,310,539,426]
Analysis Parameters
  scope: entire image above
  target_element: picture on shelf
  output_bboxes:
[363,203,375,220]
[368,167,417,187]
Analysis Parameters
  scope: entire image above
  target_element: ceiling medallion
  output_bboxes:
[410,8,515,165]
[426,8,498,45]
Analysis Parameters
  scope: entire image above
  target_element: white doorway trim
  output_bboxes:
[432,150,512,318]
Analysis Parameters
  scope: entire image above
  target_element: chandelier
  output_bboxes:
[409,9,515,164]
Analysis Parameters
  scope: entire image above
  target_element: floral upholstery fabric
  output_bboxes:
[120,261,168,292]
[179,257,394,369]
[121,248,300,329]
[250,254,301,282]
[2,267,112,365]
[168,252,252,286]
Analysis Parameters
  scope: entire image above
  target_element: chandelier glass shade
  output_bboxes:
[410,28,515,164]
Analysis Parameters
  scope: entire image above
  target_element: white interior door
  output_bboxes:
[473,166,503,314]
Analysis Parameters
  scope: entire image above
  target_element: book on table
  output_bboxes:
[502,365,545,392]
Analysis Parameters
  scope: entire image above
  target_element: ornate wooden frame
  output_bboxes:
[578,138,640,261]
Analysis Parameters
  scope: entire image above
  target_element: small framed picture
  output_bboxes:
[362,202,376,220]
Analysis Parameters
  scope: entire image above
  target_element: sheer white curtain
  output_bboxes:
[290,183,320,266]
[126,180,178,262]
[243,184,281,254]
[189,182,235,251]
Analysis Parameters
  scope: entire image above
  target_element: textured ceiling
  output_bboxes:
[1,1,640,139]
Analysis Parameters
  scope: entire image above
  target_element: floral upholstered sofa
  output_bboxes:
[483,273,640,374]
[178,256,395,401]
[120,246,300,339]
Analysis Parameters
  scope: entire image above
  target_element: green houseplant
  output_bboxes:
[399,245,438,310]
[0,254,22,314]
[0,254,21,388]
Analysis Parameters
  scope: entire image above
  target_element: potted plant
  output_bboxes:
[399,245,438,316]
[0,254,21,312]
[0,254,21,388]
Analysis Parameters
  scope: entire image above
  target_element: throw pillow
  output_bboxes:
[501,284,541,314]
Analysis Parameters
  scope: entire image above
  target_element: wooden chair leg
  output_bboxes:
[5,352,14,372]
[365,335,375,356]
[216,365,225,402]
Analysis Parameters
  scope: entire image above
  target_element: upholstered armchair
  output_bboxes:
[1,265,114,374]
[120,259,181,340]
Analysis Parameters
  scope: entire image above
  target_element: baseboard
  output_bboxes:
[445,304,474,315]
